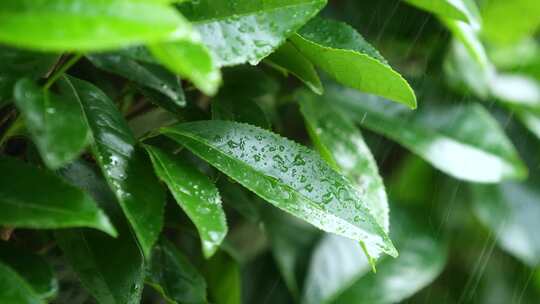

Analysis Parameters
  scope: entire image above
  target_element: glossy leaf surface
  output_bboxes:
[87,54,186,108]
[298,90,389,233]
[0,157,116,235]
[161,120,397,258]
[291,18,416,108]
[178,0,327,67]
[13,78,90,169]
[266,42,323,95]
[303,212,447,304]
[56,161,145,304]
[145,145,227,258]
[66,75,165,257]
[333,214,447,304]
[472,182,540,267]
[403,0,471,23]
[147,239,207,304]
[329,86,527,183]
[148,41,221,96]
[302,234,372,304]
[0,0,193,51]
[0,262,43,304]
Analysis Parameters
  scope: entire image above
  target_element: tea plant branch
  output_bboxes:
[43,53,83,90]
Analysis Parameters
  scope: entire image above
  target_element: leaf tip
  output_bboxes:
[97,212,118,238]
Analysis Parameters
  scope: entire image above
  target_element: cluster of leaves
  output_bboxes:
[0,0,540,303]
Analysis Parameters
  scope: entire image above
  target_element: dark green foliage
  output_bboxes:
[0,1,539,303]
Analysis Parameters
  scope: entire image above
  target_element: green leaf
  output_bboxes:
[148,41,221,96]
[161,120,398,258]
[178,0,327,67]
[471,182,540,267]
[290,17,416,108]
[0,157,116,235]
[263,207,319,298]
[147,239,207,304]
[0,261,43,304]
[303,212,446,304]
[87,53,186,109]
[403,0,472,23]
[333,212,447,304]
[410,0,486,67]
[56,161,145,304]
[490,73,540,111]
[328,86,527,183]
[298,90,389,234]
[442,20,489,68]
[211,95,271,129]
[446,38,540,135]
[444,39,493,98]
[302,234,372,304]
[203,251,241,304]
[517,111,540,140]
[0,0,194,51]
[266,42,323,95]
[145,145,228,258]
[0,244,57,300]
[0,47,57,103]
[65,75,165,258]
[481,0,540,45]
[13,78,91,169]
[218,179,261,223]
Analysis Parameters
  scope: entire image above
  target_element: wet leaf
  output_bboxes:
[66,75,165,258]
[266,42,323,95]
[0,157,116,236]
[87,54,186,109]
[13,78,90,169]
[333,212,447,304]
[145,145,227,258]
[0,244,57,300]
[329,85,527,183]
[0,262,43,304]
[298,90,389,233]
[446,38,540,137]
[303,212,447,304]
[403,0,472,23]
[0,0,194,51]
[411,0,486,67]
[291,18,416,108]
[161,120,397,258]
[443,20,489,68]
[178,0,327,67]
[302,234,372,304]
[148,41,221,96]
[147,239,207,304]
[472,182,540,267]
[56,161,146,304]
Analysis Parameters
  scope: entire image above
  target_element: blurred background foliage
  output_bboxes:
[1,0,540,303]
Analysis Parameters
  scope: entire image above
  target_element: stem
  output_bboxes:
[0,116,24,147]
[43,54,83,90]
